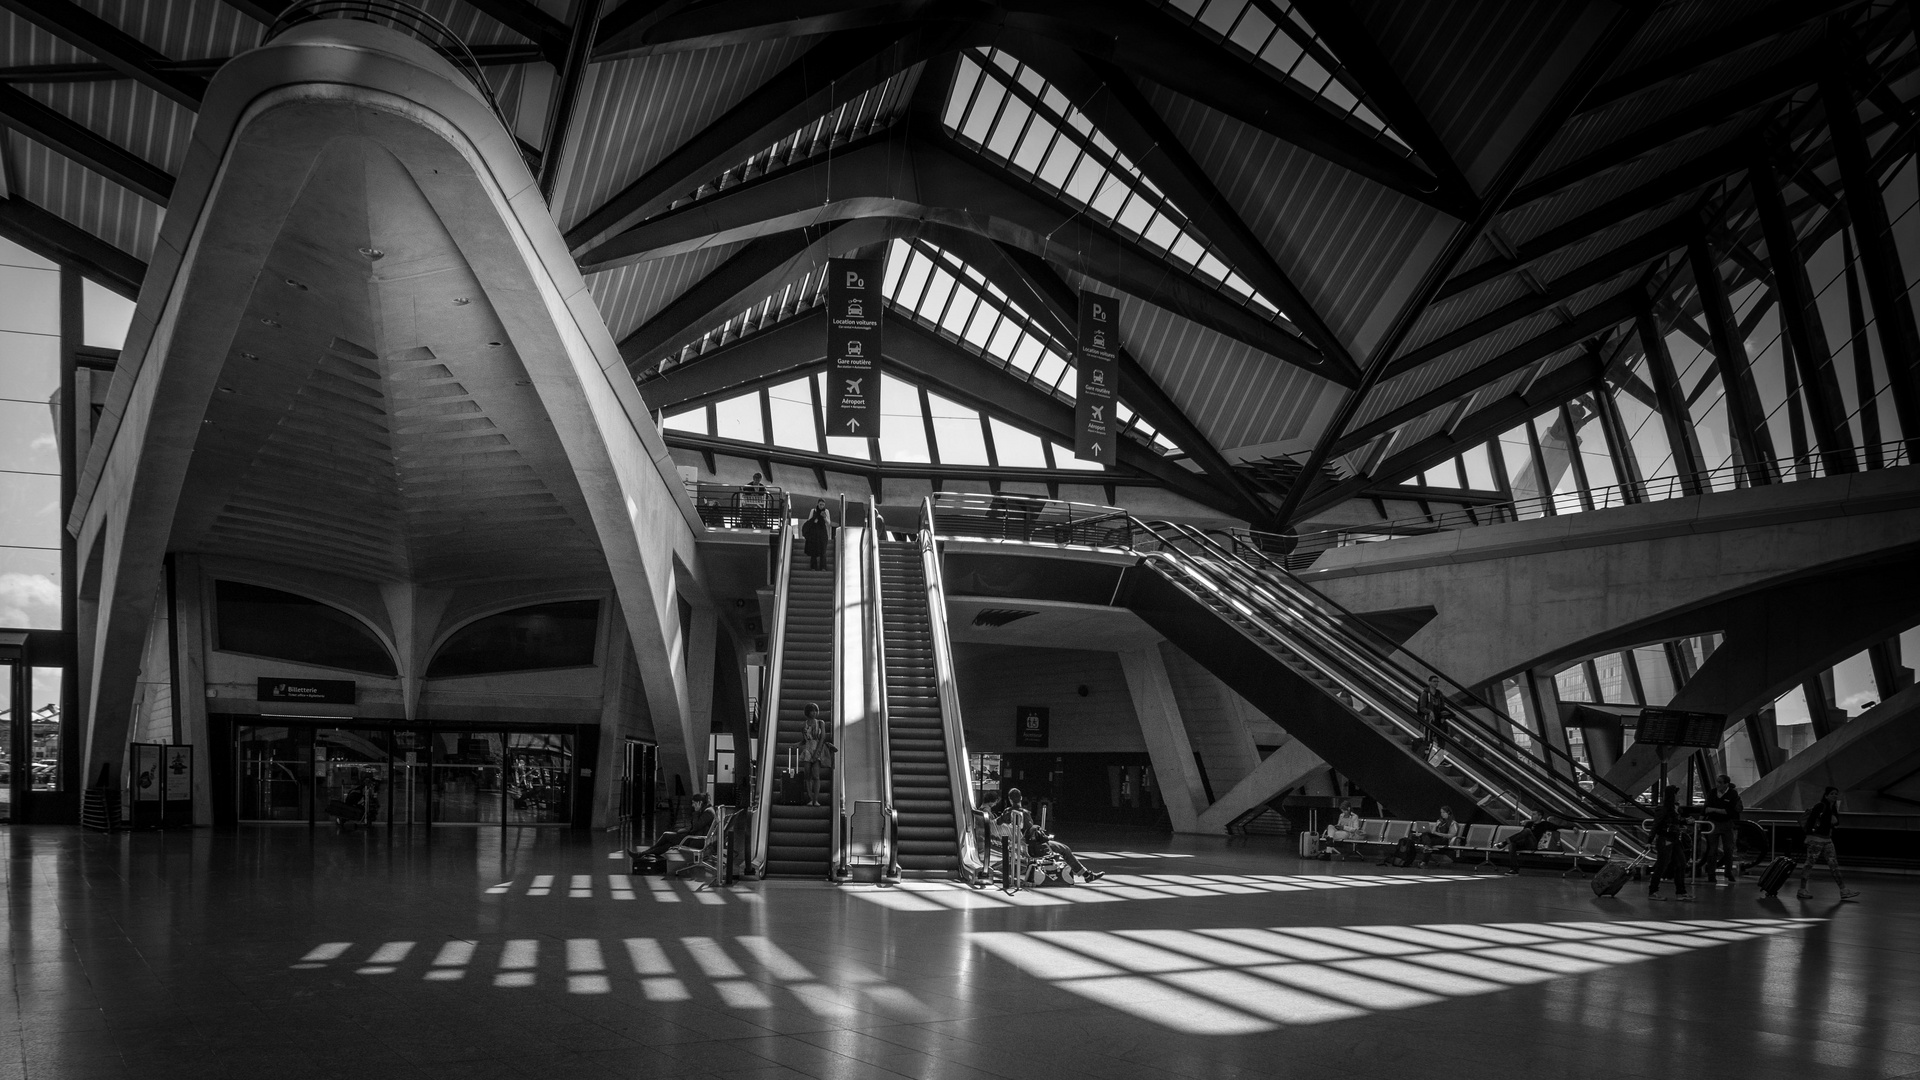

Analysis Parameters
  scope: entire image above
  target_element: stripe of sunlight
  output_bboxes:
[528,874,553,897]
[1115,930,1303,968]
[843,888,948,912]
[292,943,352,969]
[484,880,513,895]
[971,933,1129,981]
[643,875,681,903]
[1266,927,1429,956]
[1036,931,1212,975]
[1528,939,1693,965]
[731,935,858,1017]
[1345,925,1513,952]
[425,940,475,981]
[1326,957,1508,999]
[1249,961,1446,1012]
[568,939,610,995]
[1415,923,1564,946]
[495,939,539,988]
[1062,975,1278,1035]
[683,937,773,1009]
[1192,928,1366,963]
[625,938,690,1001]
[608,874,636,900]
[1471,945,1610,976]
[1160,967,1367,1027]
[1397,949,1564,987]
[356,941,415,975]
[1495,922,1627,941]
[570,874,593,898]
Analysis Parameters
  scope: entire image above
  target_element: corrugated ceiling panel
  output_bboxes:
[1,10,91,66]
[1067,279,1342,453]
[1605,0,1775,80]
[1498,122,1751,247]
[21,80,195,179]
[1148,86,1447,357]
[1357,0,1586,179]
[553,38,814,234]
[587,241,746,345]
[74,0,260,61]
[1401,272,1532,356]
[6,134,163,262]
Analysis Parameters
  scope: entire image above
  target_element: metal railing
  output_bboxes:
[263,0,511,130]
[747,493,795,876]
[689,483,785,532]
[927,491,1137,550]
[1274,437,1917,572]
[867,500,901,882]
[920,496,984,881]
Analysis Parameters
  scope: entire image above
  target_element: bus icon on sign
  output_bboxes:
[846,340,864,357]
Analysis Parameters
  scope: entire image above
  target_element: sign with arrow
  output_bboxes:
[826,256,883,438]
[1074,290,1119,464]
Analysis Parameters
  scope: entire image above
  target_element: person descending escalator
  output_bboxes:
[1417,675,1448,762]
[802,501,832,571]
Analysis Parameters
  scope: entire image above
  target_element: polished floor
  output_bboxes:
[2,824,1916,1080]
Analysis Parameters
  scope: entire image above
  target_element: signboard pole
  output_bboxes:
[1074,291,1120,465]
[826,257,884,439]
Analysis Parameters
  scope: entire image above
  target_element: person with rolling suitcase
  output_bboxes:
[1755,853,1796,898]
[1794,787,1860,902]
[1646,785,1694,902]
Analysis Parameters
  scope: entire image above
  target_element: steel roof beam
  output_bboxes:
[219,0,290,25]
[1022,43,1362,381]
[1387,221,1687,379]
[1270,4,1651,525]
[1509,54,1812,208]
[1331,290,1641,457]
[0,196,145,298]
[564,24,949,254]
[538,0,607,198]
[459,0,571,63]
[1581,0,1867,111]
[577,130,1333,377]
[1299,350,1610,518]
[0,0,207,108]
[663,431,1166,488]
[0,84,174,205]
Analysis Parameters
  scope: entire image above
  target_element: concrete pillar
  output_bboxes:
[1120,646,1207,833]
[682,590,718,794]
[170,555,213,826]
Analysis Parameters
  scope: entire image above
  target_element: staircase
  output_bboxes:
[764,543,835,877]
[879,542,961,874]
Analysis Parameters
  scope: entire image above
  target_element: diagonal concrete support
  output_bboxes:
[1195,739,1326,833]
[1737,682,1920,811]
[1120,646,1207,834]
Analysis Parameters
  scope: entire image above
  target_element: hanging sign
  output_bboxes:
[1015,705,1050,748]
[825,256,883,438]
[1074,290,1120,464]
[258,677,356,704]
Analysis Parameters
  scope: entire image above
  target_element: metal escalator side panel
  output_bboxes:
[749,506,797,876]
[922,499,982,879]
[831,522,888,880]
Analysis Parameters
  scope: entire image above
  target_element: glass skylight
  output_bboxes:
[637,267,828,381]
[942,48,1288,325]
[1156,0,1410,152]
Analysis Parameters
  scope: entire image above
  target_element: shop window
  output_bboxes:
[426,600,599,678]
[214,581,396,675]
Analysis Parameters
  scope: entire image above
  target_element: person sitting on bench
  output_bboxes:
[1502,816,1574,875]
[1385,806,1458,867]
[631,794,714,868]
[999,789,1104,883]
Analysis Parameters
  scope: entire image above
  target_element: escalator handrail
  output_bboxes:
[869,500,900,882]
[828,509,853,882]
[1137,547,1539,823]
[1147,527,1644,825]
[1182,524,1646,810]
[748,492,796,876]
[921,496,984,879]
[1144,540,1604,824]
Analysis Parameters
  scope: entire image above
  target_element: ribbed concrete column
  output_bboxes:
[1120,646,1207,833]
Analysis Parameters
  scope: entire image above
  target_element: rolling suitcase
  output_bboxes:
[1756,855,1796,897]
[1590,860,1630,897]
[1298,832,1319,858]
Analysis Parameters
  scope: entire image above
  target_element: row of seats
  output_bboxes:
[1327,819,1619,874]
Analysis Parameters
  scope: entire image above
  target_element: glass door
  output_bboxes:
[1,660,14,822]
[315,727,392,826]
[505,731,572,825]
[236,724,312,821]
[430,731,503,823]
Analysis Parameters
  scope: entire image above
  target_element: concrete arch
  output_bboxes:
[66,21,707,791]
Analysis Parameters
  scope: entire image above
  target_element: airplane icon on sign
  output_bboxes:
[845,378,863,395]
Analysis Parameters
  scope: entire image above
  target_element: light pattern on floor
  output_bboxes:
[971,918,1823,1035]
[847,872,1475,911]
[289,934,949,1018]
[482,874,750,904]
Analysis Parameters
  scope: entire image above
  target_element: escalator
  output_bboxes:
[878,541,961,874]
[1124,522,1645,847]
[758,535,836,877]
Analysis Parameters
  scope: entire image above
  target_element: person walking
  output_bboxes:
[1647,784,1693,902]
[801,500,832,571]
[1796,787,1860,902]
[1702,773,1744,885]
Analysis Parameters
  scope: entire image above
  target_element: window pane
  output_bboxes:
[83,278,135,349]
[1570,396,1620,506]
[1829,650,1880,717]
[1770,685,1815,761]
[663,409,708,435]
[1053,442,1103,470]
[0,330,60,403]
[823,435,873,460]
[1553,666,1592,703]
[877,375,930,463]
[1632,645,1676,707]
[1534,409,1580,513]
[0,263,59,335]
[1613,385,1675,492]
[428,600,600,677]
[1498,426,1543,513]
[0,545,60,629]
[767,378,816,449]
[1461,443,1497,490]
[0,472,60,549]
[926,391,988,465]
[0,400,58,474]
[1592,652,1633,704]
[215,580,397,675]
[714,394,765,444]
[988,419,1047,468]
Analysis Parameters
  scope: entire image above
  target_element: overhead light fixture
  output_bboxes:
[240,351,259,361]
[218,386,236,394]
[358,247,384,259]
[451,297,471,306]
[485,341,503,348]
[259,317,280,327]
[284,278,308,291]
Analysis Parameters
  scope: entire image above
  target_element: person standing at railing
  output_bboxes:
[740,473,768,529]
[1701,774,1743,886]
[802,500,832,571]
[1417,675,1448,761]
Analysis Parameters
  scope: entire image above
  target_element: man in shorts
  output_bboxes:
[1797,786,1860,902]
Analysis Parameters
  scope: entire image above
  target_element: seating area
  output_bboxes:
[1322,819,1622,876]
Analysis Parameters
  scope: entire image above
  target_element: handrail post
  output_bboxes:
[922,495,983,881]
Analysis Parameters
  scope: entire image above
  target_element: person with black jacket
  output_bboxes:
[801,501,832,571]
[1416,676,1447,758]
[1647,785,1693,902]
[1701,774,1743,886]
[631,794,713,869]
[1796,787,1860,902]
[1501,815,1573,875]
